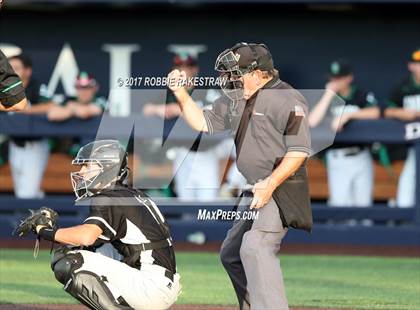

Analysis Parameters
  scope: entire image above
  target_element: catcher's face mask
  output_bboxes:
[215,49,248,101]
[71,160,104,201]
[71,140,130,201]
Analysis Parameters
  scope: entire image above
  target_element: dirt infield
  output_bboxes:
[175,242,420,257]
[2,239,419,257]
[0,304,345,310]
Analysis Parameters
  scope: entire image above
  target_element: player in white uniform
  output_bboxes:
[309,60,380,207]
[8,54,53,198]
[385,49,420,207]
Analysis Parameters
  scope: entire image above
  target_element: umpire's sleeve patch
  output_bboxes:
[285,109,304,136]
[84,216,116,238]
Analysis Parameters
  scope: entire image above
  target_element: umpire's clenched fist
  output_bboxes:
[167,69,186,92]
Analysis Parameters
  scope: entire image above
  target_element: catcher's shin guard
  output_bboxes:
[51,250,132,310]
[64,271,133,310]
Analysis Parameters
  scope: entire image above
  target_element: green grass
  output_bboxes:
[1,249,419,309]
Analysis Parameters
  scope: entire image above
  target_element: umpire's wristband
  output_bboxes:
[38,226,57,242]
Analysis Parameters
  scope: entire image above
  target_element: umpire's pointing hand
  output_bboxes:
[250,177,276,209]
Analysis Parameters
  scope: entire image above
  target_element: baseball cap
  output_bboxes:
[328,60,352,78]
[173,53,198,67]
[231,43,274,72]
[75,71,97,88]
[410,49,420,63]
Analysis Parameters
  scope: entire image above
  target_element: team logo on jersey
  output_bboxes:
[331,62,340,75]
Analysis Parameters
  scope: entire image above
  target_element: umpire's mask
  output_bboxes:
[70,140,129,200]
[214,42,274,101]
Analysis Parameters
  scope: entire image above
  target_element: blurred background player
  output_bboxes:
[143,53,245,200]
[385,49,420,208]
[8,54,53,198]
[0,50,27,111]
[48,71,106,122]
[309,60,379,207]
[47,71,107,156]
[0,0,27,112]
[0,1,26,112]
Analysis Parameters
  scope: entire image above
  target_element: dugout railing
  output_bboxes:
[0,114,419,245]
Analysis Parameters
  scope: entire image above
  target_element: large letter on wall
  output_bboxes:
[103,44,140,116]
[47,43,79,98]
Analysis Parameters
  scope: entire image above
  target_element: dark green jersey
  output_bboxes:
[388,75,420,110]
[329,86,377,149]
[329,86,377,117]
[0,50,26,107]
[61,95,107,110]
[381,75,420,163]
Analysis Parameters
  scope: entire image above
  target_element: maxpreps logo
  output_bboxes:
[197,209,258,221]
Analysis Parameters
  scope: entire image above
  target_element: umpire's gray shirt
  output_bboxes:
[203,76,311,184]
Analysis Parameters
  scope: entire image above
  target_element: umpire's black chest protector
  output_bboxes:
[272,159,312,233]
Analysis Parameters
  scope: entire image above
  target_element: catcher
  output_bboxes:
[14,140,181,310]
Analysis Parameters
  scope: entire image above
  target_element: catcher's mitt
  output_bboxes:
[13,207,59,237]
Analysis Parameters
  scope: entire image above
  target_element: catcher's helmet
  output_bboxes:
[215,42,274,101]
[70,140,129,200]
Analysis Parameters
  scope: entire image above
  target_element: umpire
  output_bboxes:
[168,42,312,310]
[0,49,27,111]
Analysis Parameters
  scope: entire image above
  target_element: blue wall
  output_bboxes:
[0,4,419,103]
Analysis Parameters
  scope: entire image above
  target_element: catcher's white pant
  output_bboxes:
[74,249,181,310]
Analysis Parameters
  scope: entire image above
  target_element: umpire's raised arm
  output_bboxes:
[0,50,27,111]
[167,69,209,132]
